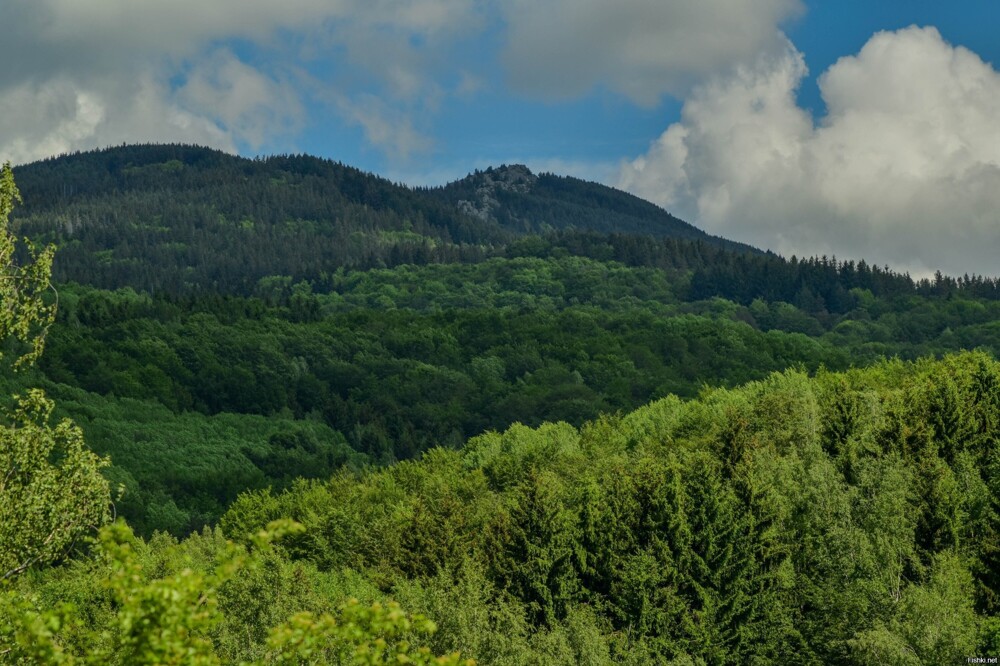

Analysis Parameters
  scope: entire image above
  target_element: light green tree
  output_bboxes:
[0,162,57,368]
[1,520,474,664]
[0,161,111,580]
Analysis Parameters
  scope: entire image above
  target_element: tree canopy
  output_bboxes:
[0,162,110,581]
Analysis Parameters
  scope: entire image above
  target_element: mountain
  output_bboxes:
[10,144,756,294]
[11,144,500,294]
[7,146,1000,663]
[432,163,756,252]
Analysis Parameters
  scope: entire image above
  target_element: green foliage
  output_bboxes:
[0,162,56,368]
[0,165,110,582]
[1,520,471,665]
[24,270,870,536]
[16,146,1000,542]
[12,146,1000,663]
[846,552,979,664]
[7,352,1000,663]
[486,470,582,627]
[91,521,228,664]
[206,353,1000,664]
[0,390,110,580]
[263,599,472,665]
[43,384,366,537]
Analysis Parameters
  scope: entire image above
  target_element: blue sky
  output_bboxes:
[788,2,1000,112]
[4,1,1000,276]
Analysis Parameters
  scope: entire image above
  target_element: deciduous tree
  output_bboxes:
[0,162,110,580]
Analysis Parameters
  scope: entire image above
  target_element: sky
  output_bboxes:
[3,1,1000,277]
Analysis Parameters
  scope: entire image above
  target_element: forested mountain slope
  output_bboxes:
[4,147,1000,662]
[11,354,1000,662]
[6,144,1000,539]
[9,144,752,295]
[13,144,1000,303]
[431,163,756,252]
[11,144,501,294]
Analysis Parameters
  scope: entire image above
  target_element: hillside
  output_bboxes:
[3,144,1000,539]
[11,144,501,294]
[12,353,1000,662]
[10,144,755,295]
[431,163,756,252]
[3,146,1000,661]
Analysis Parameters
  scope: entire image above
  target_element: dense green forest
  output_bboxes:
[25,253,1000,537]
[11,351,1000,662]
[8,144,752,295]
[3,147,1000,662]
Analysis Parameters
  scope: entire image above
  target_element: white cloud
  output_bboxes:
[620,26,1000,278]
[178,50,305,149]
[0,74,236,164]
[334,94,434,160]
[2,0,473,70]
[0,0,482,164]
[501,0,802,105]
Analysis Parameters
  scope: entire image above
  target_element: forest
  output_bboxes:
[3,147,1000,663]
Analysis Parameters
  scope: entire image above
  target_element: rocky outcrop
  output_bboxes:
[456,164,537,221]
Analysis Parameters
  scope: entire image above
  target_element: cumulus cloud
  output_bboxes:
[0,74,237,162]
[0,0,481,164]
[619,26,1000,277]
[333,94,434,160]
[501,0,802,105]
[177,50,305,149]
